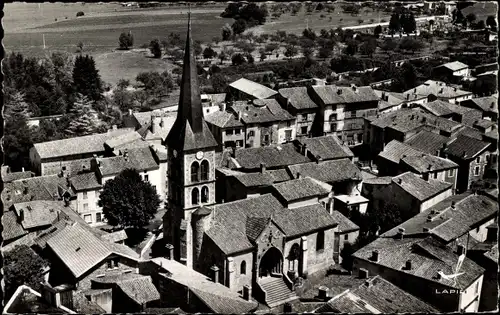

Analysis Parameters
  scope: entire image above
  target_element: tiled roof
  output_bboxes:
[417,100,456,116]
[331,211,359,233]
[12,200,64,230]
[230,99,294,124]
[46,223,139,278]
[443,135,490,160]
[205,111,243,128]
[73,291,106,313]
[311,85,379,105]
[378,140,423,164]
[101,229,128,243]
[484,129,499,140]
[401,154,458,173]
[278,87,318,110]
[33,129,134,159]
[405,80,472,99]
[299,135,354,160]
[484,244,498,264]
[229,78,278,99]
[287,159,362,184]
[383,193,498,243]
[116,276,160,305]
[272,177,330,202]
[98,147,159,176]
[392,172,452,201]
[233,143,311,170]
[353,236,485,290]
[1,170,35,183]
[2,211,28,242]
[404,130,449,155]
[362,176,393,185]
[104,131,142,150]
[274,203,337,238]
[370,109,462,134]
[70,172,102,191]
[144,307,186,314]
[268,169,293,183]
[205,93,227,104]
[473,118,496,129]
[373,89,405,109]
[3,285,68,314]
[463,95,498,114]
[246,216,270,242]
[233,172,274,188]
[2,232,39,252]
[455,125,484,140]
[437,61,469,71]
[150,258,258,313]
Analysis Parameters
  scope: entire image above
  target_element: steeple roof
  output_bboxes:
[166,13,218,152]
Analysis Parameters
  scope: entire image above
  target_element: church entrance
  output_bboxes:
[259,247,283,278]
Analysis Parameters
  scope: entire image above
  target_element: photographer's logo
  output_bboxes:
[435,289,461,294]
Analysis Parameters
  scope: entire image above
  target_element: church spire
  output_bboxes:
[178,11,204,133]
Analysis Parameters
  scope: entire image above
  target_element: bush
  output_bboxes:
[76,11,84,17]
[119,32,134,50]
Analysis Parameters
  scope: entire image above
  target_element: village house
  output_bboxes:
[413,100,482,126]
[404,80,473,104]
[1,165,34,183]
[29,128,135,176]
[373,90,409,114]
[472,63,498,77]
[227,77,278,101]
[330,211,360,264]
[361,171,453,219]
[205,110,245,149]
[442,135,492,192]
[295,135,354,162]
[67,172,104,226]
[277,87,318,138]
[404,130,451,155]
[228,99,296,148]
[308,84,380,146]
[432,61,471,81]
[215,165,276,202]
[201,93,227,115]
[352,236,485,312]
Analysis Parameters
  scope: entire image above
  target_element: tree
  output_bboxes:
[66,93,98,136]
[193,40,203,58]
[113,88,134,111]
[150,39,162,58]
[474,20,486,30]
[398,37,424,52]
[117,79,130,90]
[76,41,84,53]
[218,49,228,64]
[340,242,356,270]
[245,53,255,64]
[401,12,416,34]
[212,36,221,44]
[393,63,418,92]
[221,24,232,40]
[211,73,229,93]
[302,28,317,41]
[343,40,358,56]
[389,13,401,34]
[3,245,49,301]
[136,71,173,100]
[99,168,160,229]
[359,37,377,56]
[232,18,247,35]
[259,48,267,61]
[380,38,398,51]
[76,11,84,17]
[466,13,477,26]
[119,31,134,50]
[284,44,298,58]
[203,46,217,59]
[264,43,279,55]
[232,53,246,66]
[72,54,104,103]
[133,90,150,109]
[486,15,497,31]
[4,91,30,119]
[374,25,383,37]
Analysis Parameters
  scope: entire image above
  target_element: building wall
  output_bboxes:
[39,156,94,177]
[295,111,316,137]
[301,228,336,275]
[469,217,496,243]
[229,251,254,293]
[420,186,453,212]
[221,127,245,148]
[245,125,261,148]
[287,197,319,210]
[467,151,490,189]
[460,275,483,312]
[277,120,296,144]
[77,255,139,291]
[75,189,104,226]
[334,230,360,263]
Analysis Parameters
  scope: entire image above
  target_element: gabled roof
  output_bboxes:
[417,100,456,116]
[272,177,330,202]
[2,211,28,242]
[3,285,73,314]
[12,200,65,230]
[298,135,354,160]
[33,129,134,160]
[404,130,449,155]
[287,159,361,184]
[46,223,140,278]
[484,244,499,264]
[443,135,491,160]
[311,85,379,106]
[378,140,422,164]
[273,204,337,238]
[233,143,311,170]
[406,80,472,99]
[462,95,498,114]
[401,154,458,173]
[383,193,498,243]
[353,236,485,290]
[92,274,160,305]
[70,172,102,191]
[436,61,469,71]
[98,147,159,177]
[149,258,258,313]
[104,131,142,150]
[229,77,278,99]
[245,216,271,242]
[233,172,274,188]
[278,86,318,110]
[1,169,35,183]
[230,99,294,124]
[331,211,360,233]
[205,110,243,128]
[473,118,496,130]
[392,172,452,202]
[370,109,462,134]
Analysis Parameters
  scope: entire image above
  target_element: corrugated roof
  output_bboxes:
[33,129,134,159]
[392,172,452,201]
[229,78,278,99]
[299,135,354,160]
[311,85,379,105]
[272,177,330,202]
[278,87,318,110]
[287,159,362,184]
[443,135,490,160]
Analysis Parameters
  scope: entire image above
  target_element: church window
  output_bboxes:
[201,186,209,203]
[201,160,209,181]
[316,231,325,251]
[191,188,199,205]
[191,161,200,182]
[240,261,246,275]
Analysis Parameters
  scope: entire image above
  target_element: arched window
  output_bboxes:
[201,160,209,181]
[201,186,209,203]
[191,162,200,183]
[288,243,300,271]
[240,261,246,275]
[316,231,325,251]
[191,188,199,205]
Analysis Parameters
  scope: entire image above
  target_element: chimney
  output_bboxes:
[231,146,236,158]
[260,162,266,173]
[220,102,227,112]
[439,88,444,94]
[210,265,220,283]
[128,108,133,116]
[302,143,308,156]
[406,94,410,100]
[358,268,369,279]
[371,250,379,262]
[23,185,29,195]
[398,178,403,184]
[22,167,25,172]
[151,115,156,133]
[457,244,464,255]
[123,149,129,161]
[381,92,386,100]
[436,270,442,280]
[414,88,417,93]
[159,118,164,128]
[398,227,405,240]
[423,227,430,232]
[351,84,357,92]
[405,259,412,270]
[165,243,174,260]
[318,286,330,300]
[491,102,495,109]
[112,124,117,130]
[243,284,252,301]
[337,89,343,95]
[18,209,24,223]
[296,172,301,179]
[451,201,456,209]
[316,155,322,163]
[427,215,433,222]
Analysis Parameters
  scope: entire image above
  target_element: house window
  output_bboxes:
[329,114,337,121]
[226,129,234,136]
[474,166,480,176]
[144,174,149,182]
[248,130,254,137]
[287,121,292,128]
[192,188,199,205]
[301,126,308,135]
[448,169,454,176]
[96,213,102,222]
[330,123,337,132]
[191,161,200,182]
[476,227,480,233]
[476,156,481,163]
[241,261,247,275]
[235,128,241,135]
[433,172,438,179]
[201,186,209,203]
[475,281,479,295]
[485,154,490,162]
[264,134,270,144]
[114,258,119,268]
[285,130,292,141]
[107,260,113,269]
[303,114,308,121]
[83,191,88,200]
[344,234,349,241]
[316,231,325,251]
[351,111,357,118]
[236,140,243,147]
[201,160,209,181]
[62,166,67,171]
[83,203,89,212]
[84,214,92,223]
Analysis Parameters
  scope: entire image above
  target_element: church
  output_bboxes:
[163,15,339,307]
